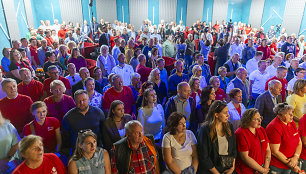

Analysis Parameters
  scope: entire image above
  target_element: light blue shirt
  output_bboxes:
[0,121,20,159]
[37,46,52,66]
[159,67,168,89]
[1,56,11,72]
[75,148,105,174]
[111,46,121,65]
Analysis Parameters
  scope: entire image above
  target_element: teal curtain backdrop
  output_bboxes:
[31,0,62,28]
[202,0,213,23]
[0,0,11,62]
[148,0,159,26]
[261,0,286,34]
[116,0,129,24]
[14,0,28,37]
[176,0,187,26]
[227,0,251,24]
[82,0,97,22]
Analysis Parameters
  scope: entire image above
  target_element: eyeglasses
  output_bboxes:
[78,129,92,135]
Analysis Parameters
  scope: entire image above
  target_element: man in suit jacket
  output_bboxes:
[286,58,299,82]
[99,25,110,47]
[81,20,91,37]
[72,67,102,96]
[254,79,282,127]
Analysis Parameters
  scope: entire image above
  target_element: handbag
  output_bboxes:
[218,155,235,170]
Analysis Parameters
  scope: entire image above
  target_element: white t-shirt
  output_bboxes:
[111,64,134,86]
[162,130,197,170]
[266,64,278,79]
[246,58,259,76]
[287,77,298,93]
[249,70,270,94]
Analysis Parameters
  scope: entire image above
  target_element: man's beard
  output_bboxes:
[78,105,89,112]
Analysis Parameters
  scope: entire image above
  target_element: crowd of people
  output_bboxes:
[1,16,306,174]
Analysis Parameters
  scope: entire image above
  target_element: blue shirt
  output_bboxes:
[37,46,52,66]
[0,121,20,159]
[242,46,256,65]
[75,148,105,174]
[168,73,189,95]
[112,46,121,65]
[1,56,11,72]
[200,41,211,61]
[159,67,168,89]
[189,63,211,84]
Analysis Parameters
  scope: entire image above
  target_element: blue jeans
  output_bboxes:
[269,165,291,174]
[248,93,261,109]
[184,54,193,69]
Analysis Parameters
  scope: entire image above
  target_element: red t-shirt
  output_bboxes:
[43,94,76,122]
[18,80,44,102]
[0,94,33,134]
[245,27,252,35]
[102,86,135,115]
[299,114,306,160]
[270,43,277,56]
[45,36,54,46]
[22,117,60,152]
[215,87,226,101]
[265,76,287,102]
[58,29,68,39]
[43,76,71,97]
[257,45,271,60]
[136,64,152,83]
[12,153,66,174]
[30,45,38,65]
[266,117,300,169]
[235,127,269,174]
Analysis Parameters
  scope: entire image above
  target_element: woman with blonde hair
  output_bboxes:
[191,65,207,90]
[68,130,111,174]
[298,35,305,58]
[57,44,70,71]
[148,68,167,105]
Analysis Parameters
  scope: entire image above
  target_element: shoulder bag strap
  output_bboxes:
[29,121,36,135]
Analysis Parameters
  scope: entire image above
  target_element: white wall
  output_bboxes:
[249,0,265,28]
[60,0,83,25]
[129,0,148,30]
[212,0,228,24]
[159,0,177,24]
[186,0,204,26]
[96,0,117,23]
[2,0,19,40]
[282,0,305,35]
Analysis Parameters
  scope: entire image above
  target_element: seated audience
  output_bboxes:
[191,65,207,90]
[189,54,211,84]
[197,100,237,173]
[22,101,61,153]
[57,44,70,71]
[17,68,43,102]
[138,88,165,141]
[84,77,102,108]
[102,74,135,116]
[162,112,198,173]
[210,76,226,101]
[0,78,33,134]
[12,135,66,174]
[43,65,71,97]
[218,66,229,92]
[227,88,246,130]
[196,86,216,128]
[168,60,189,96]
[0,112,20,171]
[224,53,242,81]
[62,90,105,157]
[68,130,111,174]
[67,47,87,72]
[136,54,154,83]
[102,100,133,151]
[189,77,201,106]
[72,67,102,95]
[227,67,249,107]
[265,66,288,102]
[148,68,168,105]
[129,72,142,101]
[266,103,303,173]
[165,82,196,132]
[43,51,65,77]
[235,108,271,174]
[111,120,160,174]
[44,80,75,122]
[288,67,305,95]
[286,58,299,82]
[96,45,116,77]
[65,63,82,86]
[93,67,108,89]
[287,79,306,125]
[111,53,134,86]
[136,81,154,111]
[9,49,33,83]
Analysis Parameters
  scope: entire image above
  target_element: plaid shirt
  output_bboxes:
[111,140,156,174]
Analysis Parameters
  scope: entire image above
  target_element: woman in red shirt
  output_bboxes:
[235,108,271,174]
[266,103,303,173]
[22,101,61,153]
[13,135,66,174]
[257,38,271,60]
[298,105,306,171]
[270,38,278,60]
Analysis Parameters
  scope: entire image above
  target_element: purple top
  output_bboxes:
[68,56,87,72]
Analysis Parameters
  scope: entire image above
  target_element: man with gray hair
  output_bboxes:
[111,120,159,174]
[102,74,135,116]
[61,89,105,157]
[255,79,282,127]
[37,39,52,66]
[0,78,33,134]
[165,82,196,133]
[226,67,249,106]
